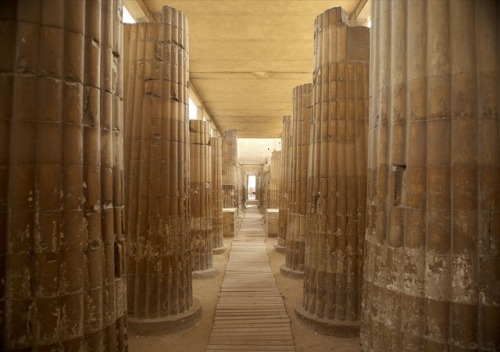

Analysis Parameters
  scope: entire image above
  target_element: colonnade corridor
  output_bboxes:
[207,204,295,351]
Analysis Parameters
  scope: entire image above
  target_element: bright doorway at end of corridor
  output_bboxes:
[247,175,256,200]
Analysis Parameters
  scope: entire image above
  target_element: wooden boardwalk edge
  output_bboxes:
[206,205,296,352]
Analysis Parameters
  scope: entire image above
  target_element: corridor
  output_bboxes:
[207,205,295,351]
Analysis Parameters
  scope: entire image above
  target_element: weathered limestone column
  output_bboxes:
[124,6,201,333]
[240,168,247,207]
[362,1,500,350]
[276,117,292,250]
[295,7,369,337]
[222,130,238,208]
[211,135,226,253]
[0,1,127,349]
[237,164,244,211]
[190,120,216,276]
[281,84,313,277]
[259,163,270,212]
[268,150,282,209]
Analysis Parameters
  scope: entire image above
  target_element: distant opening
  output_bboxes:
[247,175,256,200]
[123,7,136,24]
[189,98,197,120]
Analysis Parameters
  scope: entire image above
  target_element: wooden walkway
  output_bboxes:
[207,205,295,352]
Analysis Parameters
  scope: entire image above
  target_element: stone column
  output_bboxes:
[278,116,293,249]
[268,150,282,209]
[259,163,270,212]
[190,120,216,276]
[281,84,313,277]
[362,1,499,350]
[0,1,127,349]
[124,6,201,333]
[295,7,369,337]
[237,164,244,211]
[222,130,238,208]
[211,135,226,253]
[240,169,248,206]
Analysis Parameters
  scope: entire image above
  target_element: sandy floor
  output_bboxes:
[266,236,360,352]
[128,219,361,351]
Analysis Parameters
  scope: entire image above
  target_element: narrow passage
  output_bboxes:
[206,204,295,352]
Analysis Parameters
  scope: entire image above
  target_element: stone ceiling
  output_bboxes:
[124,0,370,138]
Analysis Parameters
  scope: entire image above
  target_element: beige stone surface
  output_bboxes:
[300,6,369,337]
[190,120,214,272]
[284,84,313,273]
[210,136,224,250]
[0,1,126,349]
[128,236,362,351]
[362,0,500,350]
[124,6,198,329]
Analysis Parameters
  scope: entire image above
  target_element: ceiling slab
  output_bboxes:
[134,0,368,138]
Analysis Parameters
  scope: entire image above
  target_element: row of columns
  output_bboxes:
[0,3,231,348]
[0,0,498,350]
[273,2,499,350]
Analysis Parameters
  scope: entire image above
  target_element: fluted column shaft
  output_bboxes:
[362,0,499,350]
[278,116,293,248]
[283,84,313,274]
[211,136,225,251]
[259,164,270,211]
[190,120,213,271]
[296,7,369,337]
[0,1,126,350]
[268,150,282,209]
[124,7,200,330]
[221,130,238,208]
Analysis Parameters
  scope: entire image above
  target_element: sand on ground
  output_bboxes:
[128,220,361,351]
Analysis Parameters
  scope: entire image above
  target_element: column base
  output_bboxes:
[212,246,227,254]
[192,267,219,279]
[274,244,286,253]
[128,297,202,335]
[295,299,360,337]
[280,264,304,278]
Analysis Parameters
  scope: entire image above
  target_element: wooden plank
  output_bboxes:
[207,206,296,351]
